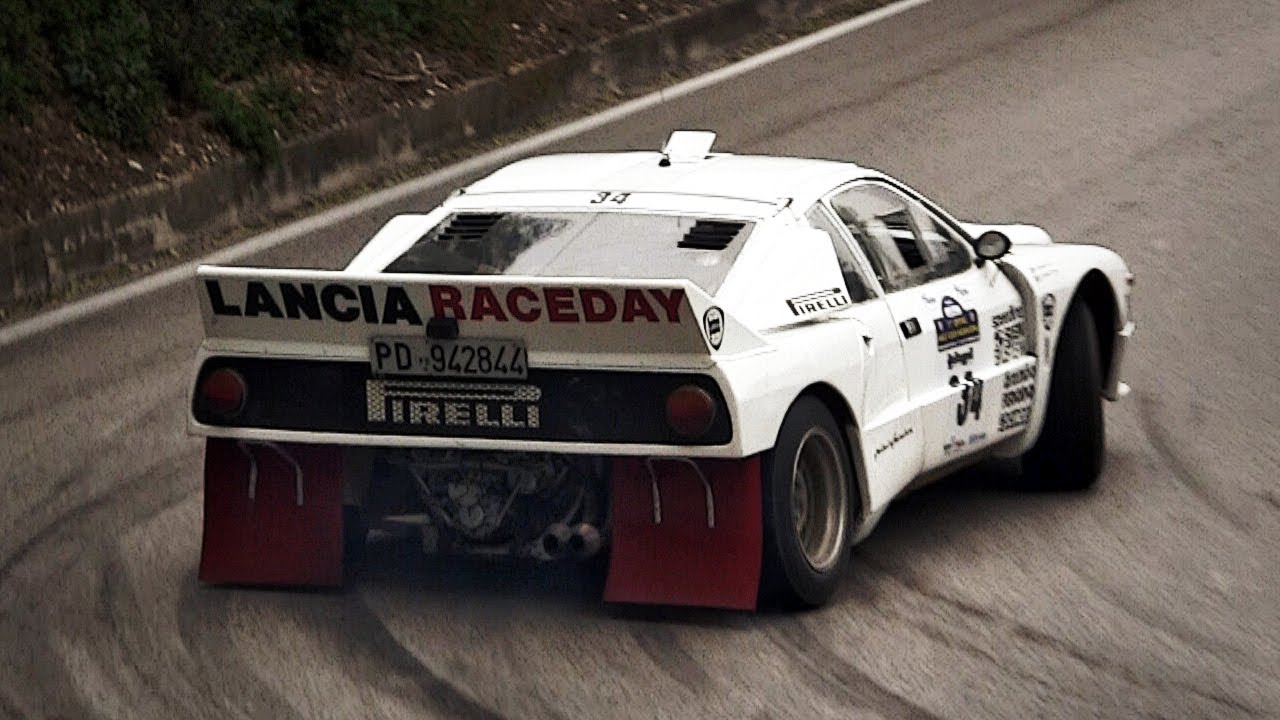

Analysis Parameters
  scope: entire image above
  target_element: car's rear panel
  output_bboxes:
[190,266,770,457]
[193,356,733,445]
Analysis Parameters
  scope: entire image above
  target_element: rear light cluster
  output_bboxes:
[200,367,247,418]
[665,384,717,438]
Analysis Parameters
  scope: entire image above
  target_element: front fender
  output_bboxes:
[995,243,1133,456]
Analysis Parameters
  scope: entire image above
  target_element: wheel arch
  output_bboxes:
[1068,269,1118,386]
[793,382,868,523]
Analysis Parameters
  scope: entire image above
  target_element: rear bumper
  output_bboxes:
[1103,320,1135,401]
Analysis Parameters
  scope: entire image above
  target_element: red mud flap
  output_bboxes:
[199,438,345,587]
[604,456,762,610]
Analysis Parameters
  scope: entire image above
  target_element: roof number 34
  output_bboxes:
[590,191,631,204]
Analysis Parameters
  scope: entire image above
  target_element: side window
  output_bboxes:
[829,184,971,292]
[829,185,915,291]
[879,205,927,269]
[908,202,971,278]
[804,204,873,302]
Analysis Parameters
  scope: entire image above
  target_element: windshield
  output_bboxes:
[383,211,753,293]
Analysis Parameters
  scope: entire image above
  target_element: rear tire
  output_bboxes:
[760,397,853,608]
[1023,301,1105,490]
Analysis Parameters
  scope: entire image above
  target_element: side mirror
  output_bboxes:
[974,231,1012,263]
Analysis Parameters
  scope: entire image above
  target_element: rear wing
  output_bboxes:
[197,266,766,368]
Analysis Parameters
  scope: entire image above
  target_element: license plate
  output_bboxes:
[369,337,528,380]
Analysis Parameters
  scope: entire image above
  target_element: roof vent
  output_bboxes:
[661,130,717,165]
[679,220,745,250]
[433,213,504,242]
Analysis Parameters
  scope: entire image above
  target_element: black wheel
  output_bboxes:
[1023,301,1105,490]
[760,396,854,608]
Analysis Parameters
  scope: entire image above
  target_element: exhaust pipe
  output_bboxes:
[539,523,572,559]
[568,523,603,560]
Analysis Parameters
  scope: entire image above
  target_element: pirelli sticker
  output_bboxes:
[786,288,850,317]
[204,279,686,325]
[367,380,541,429]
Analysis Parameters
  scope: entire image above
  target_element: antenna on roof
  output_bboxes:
[660,130,717,166]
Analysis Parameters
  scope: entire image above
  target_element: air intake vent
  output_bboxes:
[678,220,746,250]
[434,213,504,242]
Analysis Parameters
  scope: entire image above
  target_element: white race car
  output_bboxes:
[189,131,1134,609]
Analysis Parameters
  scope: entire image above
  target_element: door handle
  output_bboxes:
[899,318,922,338]
[862,334,874,358]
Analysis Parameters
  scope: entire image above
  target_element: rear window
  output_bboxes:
[383,211,753,293]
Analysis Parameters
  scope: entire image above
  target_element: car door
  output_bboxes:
[825,181,1030,473]
[802,203,923,500]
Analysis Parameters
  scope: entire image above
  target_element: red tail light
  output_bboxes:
[665,385,716,438]
[201,368,247,418]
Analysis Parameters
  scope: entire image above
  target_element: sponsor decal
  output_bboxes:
[950,371,984,426]
[874,427,915,459]
[934,296,980,350]
[997,364,1036,432]
[786,288,851,316]
[1001,384,1035,408]
[366,380,541,429]
[1041,294,1057,331]
[946,347,974,369]
[952,284,970,296]
[943,431,988,457]
[900,318,922,339]
[703,307,725,350]
[1003,366,1035,388]
[205,279,685,325]
[998,407,1032,432]
[992,304,1027,364]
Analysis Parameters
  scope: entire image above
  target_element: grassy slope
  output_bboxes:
[2,0,505,161]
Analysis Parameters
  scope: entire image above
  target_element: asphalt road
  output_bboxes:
[2,0,1278,717]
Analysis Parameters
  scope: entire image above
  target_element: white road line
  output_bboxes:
[0,0,934,349]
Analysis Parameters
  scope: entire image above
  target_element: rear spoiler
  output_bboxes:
[196,266,766,368]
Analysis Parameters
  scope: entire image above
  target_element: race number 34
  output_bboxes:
[951,372,984,426]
